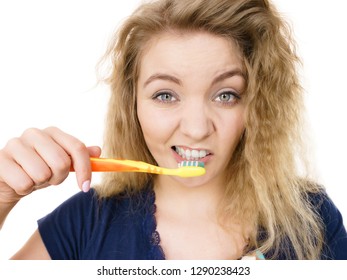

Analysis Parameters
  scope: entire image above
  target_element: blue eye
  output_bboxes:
[153,91,177,103]
[214,91,240,105]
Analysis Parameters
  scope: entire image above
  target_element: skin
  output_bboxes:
[137,31,246,188]
[0,127,101,259]
[137,31,247,259]
[0,31,248,260]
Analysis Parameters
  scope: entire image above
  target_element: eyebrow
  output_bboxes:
[212,69,246,85]
[143,73,182,87]
[143,68,245,88]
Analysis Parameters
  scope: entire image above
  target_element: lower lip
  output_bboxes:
[171,149,212,165]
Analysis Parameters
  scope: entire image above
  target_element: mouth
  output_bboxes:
[171,145,212,162]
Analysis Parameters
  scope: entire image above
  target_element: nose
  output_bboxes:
[179,101,214,140]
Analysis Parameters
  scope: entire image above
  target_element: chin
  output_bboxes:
[174,176,212,188]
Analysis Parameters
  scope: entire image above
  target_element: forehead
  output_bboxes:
[138,31,244,79]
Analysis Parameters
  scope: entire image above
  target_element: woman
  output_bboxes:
[0,0,346,259]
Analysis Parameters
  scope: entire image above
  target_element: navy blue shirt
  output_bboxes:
[38,187,347,260]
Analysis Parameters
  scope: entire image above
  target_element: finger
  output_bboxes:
[20,128,71,186]
[0,151,35,197]
[87,146,102,158]
[4,137,53,187]
[42,127,92,191]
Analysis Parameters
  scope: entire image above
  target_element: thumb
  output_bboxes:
[87,146,102,158]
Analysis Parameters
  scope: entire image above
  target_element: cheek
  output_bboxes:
[219,110,245,151]
[137,104,176,147]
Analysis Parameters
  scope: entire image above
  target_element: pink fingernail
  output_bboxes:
[82,180,91,192]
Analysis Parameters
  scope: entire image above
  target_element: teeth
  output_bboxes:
[185,149,191,160]
[199,150,207,158]
[174,146,209,160]
[191,150,199,158]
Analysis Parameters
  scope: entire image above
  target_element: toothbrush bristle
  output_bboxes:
[178,161,204,168]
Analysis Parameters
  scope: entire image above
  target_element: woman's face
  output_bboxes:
[137,31,246,187]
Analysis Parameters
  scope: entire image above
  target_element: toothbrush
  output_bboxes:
[73,157,205,178]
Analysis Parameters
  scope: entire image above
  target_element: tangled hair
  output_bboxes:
[96,0,324,259]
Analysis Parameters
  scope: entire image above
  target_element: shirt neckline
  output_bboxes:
[141,185,264,260]
[143,186,166,260]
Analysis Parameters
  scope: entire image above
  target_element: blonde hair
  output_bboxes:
[97,0,324,259]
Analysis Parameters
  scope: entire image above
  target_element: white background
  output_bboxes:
[0,0,346,259]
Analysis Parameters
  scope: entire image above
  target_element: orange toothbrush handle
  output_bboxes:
[70,158,141,172]
[89,158,141,172]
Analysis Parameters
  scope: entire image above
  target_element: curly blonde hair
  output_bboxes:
[96,0,324,259]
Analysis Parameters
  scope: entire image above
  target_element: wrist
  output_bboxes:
[0,201,18,230]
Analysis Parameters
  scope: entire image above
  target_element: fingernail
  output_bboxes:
[82,180,91,193]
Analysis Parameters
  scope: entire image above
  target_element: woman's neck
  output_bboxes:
[152,175,249,260]
[153,175,225,220]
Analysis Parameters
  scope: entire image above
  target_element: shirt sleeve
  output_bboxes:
[37,190,98,260]
[318,193,347,260]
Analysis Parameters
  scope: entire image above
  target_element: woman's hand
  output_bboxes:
[0,127,101,204]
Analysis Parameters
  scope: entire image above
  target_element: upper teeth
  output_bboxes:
[175,146,208,160]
